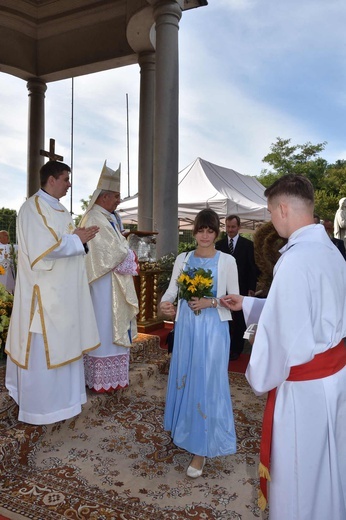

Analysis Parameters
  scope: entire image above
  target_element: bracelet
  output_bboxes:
[211,297,216,308]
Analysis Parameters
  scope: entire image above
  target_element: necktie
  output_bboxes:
[229,238,234,255]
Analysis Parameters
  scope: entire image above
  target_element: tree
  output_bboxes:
[314,190,339,222]
[74,196,92,227]
[320,160,346,198]
[0,208,17,243]
[256,138,346,220]
[258,137,328,190]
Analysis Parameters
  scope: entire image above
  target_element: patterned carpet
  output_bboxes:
[0,334,268,520]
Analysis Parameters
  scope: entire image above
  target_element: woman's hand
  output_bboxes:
[159,301,176,319]
[188,297,215,312]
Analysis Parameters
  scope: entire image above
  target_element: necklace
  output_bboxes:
[194,248,216,259]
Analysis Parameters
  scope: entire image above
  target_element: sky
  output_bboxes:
[0,0,345,216]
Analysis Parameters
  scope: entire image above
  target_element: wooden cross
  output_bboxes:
[40,138,64,161]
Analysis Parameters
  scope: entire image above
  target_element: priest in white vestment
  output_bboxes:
[81,161,139,393]
[221,174,346,520]
[5,160,100,425]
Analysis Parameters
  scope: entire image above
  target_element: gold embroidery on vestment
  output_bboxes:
[32,196,63,268]
[26,284,50,368]
[31,240,62,268]
[35,196,59,240]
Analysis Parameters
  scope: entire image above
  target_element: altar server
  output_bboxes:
[222,174,346,520]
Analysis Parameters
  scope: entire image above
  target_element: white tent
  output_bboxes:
[118,157,270,227]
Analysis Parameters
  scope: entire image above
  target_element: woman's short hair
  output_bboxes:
[193,208,220,236]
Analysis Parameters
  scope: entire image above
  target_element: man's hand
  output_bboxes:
[159,301,176,319]
[220,294,244,311]
[73,226,99,243]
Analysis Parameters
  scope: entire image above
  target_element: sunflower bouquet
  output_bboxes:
[177,267,214,315]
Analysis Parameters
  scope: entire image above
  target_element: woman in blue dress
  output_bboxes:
[160,209,239,478]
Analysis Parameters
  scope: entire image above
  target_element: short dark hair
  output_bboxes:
[40,160,71,187]
[264,174,314,205]
[225,214,240,226]
[193,208,220,236]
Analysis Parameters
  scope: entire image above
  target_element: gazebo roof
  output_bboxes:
[0,0,207,82]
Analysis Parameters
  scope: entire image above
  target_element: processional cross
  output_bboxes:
[40,138,64,161]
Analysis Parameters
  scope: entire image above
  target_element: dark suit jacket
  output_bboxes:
[331,237,346,260]
[215,235,258,295]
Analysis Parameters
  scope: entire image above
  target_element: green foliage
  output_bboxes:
[257,137,346,220]
[0,208,17,243]
[258,137,328,190]
[178,242,195,254]
[74,196,92,227]
[314,190,339,222]
[156,253,176,294]
[257,172,281,189]
[156,243,196,295]
[320,160,346,198]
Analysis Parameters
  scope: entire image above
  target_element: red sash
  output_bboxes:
[258,339,346,511]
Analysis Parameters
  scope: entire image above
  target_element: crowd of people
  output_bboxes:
[3,163,346,520]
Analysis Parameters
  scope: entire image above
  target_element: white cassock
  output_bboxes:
[5,190,100,425]
[243,224,346,520]
[81,205,138,392]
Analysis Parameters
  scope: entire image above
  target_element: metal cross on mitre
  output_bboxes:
[40,138,64,161]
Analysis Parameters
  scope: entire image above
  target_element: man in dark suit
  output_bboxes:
[215,215,258,360]
[323,219,346,259]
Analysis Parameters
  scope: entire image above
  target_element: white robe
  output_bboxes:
[243,224,346,520]
[5,190,100,424]
[83,273,130,391]
[81,206,138,392]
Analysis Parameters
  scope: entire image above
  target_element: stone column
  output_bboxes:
[138,51,155,231]
[152,0,182,257]
[26,77,47,197]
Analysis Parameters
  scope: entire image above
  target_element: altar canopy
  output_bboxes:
[118,157,270,226]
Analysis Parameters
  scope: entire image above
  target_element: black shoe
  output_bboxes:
[229,352,240,361]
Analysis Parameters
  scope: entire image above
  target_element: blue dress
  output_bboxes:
[164,251,237,458]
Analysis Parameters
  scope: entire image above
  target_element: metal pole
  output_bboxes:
[70,77,74,215]
[126,93,130,197]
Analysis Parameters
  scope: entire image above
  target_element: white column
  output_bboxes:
[153,0,182,257]
[138,51,156,231]
[26,78,47,197]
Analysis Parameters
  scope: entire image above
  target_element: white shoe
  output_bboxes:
[186,457,205,478]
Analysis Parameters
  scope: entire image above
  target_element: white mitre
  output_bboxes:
[86,160,121,213]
